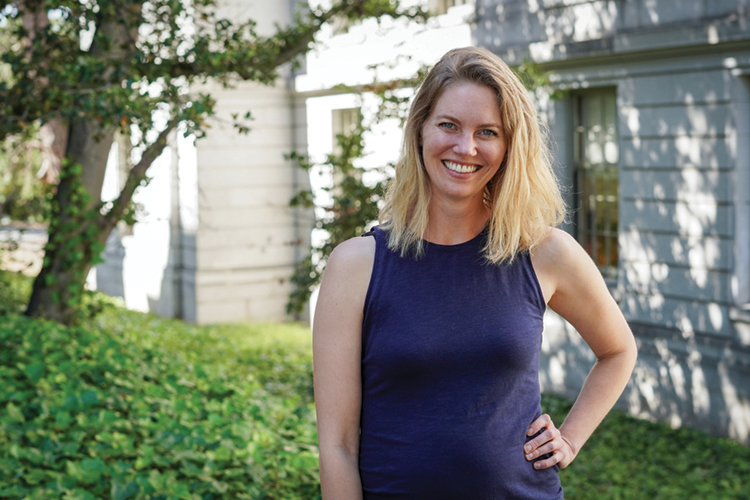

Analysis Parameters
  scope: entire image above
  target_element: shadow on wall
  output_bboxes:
[96,230,125,299]
[150,232,196,322]
[94,226,196,322]
[541,71,750,444]
[618,71,750,444]
[540,309,750,445]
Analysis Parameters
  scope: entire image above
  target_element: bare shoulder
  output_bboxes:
[532,228,581,266]
[325,235,376,280]
[313,235,375,375]
[533,230,635,362]
[317,235,376,313]
[531,228,598,303]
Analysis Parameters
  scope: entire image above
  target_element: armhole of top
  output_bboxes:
[361,228,379,329]
[526,251,548,314]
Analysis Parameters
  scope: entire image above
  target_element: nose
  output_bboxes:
[453,132,477,156]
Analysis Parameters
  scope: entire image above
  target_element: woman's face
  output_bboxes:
[420,81,507,208]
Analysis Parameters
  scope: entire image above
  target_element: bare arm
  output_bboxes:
[313,236,375,499]
[527,228,637,469]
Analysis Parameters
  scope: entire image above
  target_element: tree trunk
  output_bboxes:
[23,4,134,323]
[25,174,100,324]
[25,250,97,325]
[67,121,116,203]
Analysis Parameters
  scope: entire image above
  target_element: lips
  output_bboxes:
[442,160,480,174]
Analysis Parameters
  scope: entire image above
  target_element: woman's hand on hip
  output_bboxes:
[524,413,578,470]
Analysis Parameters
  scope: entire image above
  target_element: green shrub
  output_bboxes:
[0,312,319,500]
[0,269,32,316]
[4,300,750,500]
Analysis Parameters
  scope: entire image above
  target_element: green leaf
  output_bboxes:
[215,445,231,461]
[62,490,97,500]
[111,481,139,500]
[22,362,45,383]
[80,389,98,407]
[6,402,25,422]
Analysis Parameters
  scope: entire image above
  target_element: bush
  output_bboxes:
[0,269,32,316]
[0,311,319,500]
[4,298,749,500]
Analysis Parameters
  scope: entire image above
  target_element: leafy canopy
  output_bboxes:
[0,0,425,146]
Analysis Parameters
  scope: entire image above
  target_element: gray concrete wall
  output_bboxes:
[475,0,750,65]
[476,0,750,442]
[91,0,312,323]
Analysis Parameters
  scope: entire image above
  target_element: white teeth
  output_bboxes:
[443,161,478,173]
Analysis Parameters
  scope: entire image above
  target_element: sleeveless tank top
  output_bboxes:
[359,226,564,499]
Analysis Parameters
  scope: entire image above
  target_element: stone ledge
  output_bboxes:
[730,306,750,346]
[478,12,750,68]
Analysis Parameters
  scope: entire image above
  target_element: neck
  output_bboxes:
[423,197,490,245]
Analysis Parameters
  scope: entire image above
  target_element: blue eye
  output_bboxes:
[480,129,497,137]
[439,122,455,129]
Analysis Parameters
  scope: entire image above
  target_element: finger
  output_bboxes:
[525,439,561,461]
[532,450,562,470]
[526,414,553,436]
[524,426,560,454]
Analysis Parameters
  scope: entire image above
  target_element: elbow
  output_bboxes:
[597,328,638,372]
[624,328,638,366]
[621,332,639,377]
[319,438,360,469]
[318,440,361,491]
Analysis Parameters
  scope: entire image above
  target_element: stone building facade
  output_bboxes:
[93,1,311,323]
[92,0,474,323]
[475,0,750,443]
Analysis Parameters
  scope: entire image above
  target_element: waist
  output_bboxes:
[359,411,562,499]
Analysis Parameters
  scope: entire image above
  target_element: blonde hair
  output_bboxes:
[379,46,565,263]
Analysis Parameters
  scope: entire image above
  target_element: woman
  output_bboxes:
[313,47,637,499]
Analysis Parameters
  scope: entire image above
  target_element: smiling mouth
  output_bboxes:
[443,160,480,174]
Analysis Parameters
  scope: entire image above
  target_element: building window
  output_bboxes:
[332,108,360,142]
[331,107,361,154]
[329,107,362,193]
[573,88,619,279]
[428,0,473,16]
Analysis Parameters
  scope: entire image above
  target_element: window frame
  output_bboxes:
[571,87,620,282]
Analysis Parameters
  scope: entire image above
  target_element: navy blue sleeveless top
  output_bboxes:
[359,227,563,499]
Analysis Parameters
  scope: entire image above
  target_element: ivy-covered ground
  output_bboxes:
[1,270,749,499]
[545,396,750,499]
[1,291,319,499]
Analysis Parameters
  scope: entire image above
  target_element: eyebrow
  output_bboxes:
[433,114,502,129]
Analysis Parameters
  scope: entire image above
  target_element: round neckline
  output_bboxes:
[423,227,487,252]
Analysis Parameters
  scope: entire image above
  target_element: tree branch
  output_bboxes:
[97,118,179,239]
[272,0,373,68]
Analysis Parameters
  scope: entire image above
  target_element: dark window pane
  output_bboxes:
[573,89,618,278]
